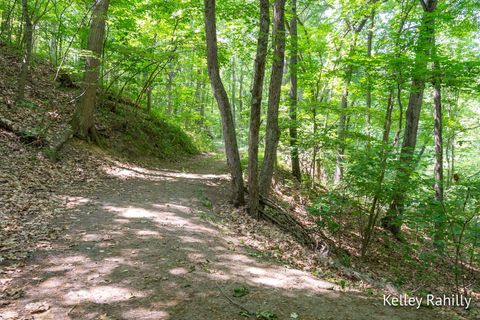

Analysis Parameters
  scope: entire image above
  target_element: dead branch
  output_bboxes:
[245,188,316,249]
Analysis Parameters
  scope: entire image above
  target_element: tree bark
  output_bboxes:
[50,22,57,65]
[432,40,444,245]
[334,81,349,183]
[247,0,270,217]
[166,67,174,113]
[382,0,437,236]
[238,63,244,125]
[15,0,33,102]
[70,0,110,141]
[365,9,375,139]
[259,0,286,198]
[231,55,237,125]
[289,0,301,181]
[204,0,245,206]
[146,74,153,111]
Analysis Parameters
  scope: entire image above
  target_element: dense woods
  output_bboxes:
[1,0,480,318]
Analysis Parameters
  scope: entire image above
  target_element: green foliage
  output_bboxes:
[196,189,213,208]
[255,311,277,320]
[308,192,356,233]
[232,286,249,298]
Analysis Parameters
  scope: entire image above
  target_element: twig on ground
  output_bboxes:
[67,304,77,315]
[214,281,253,317]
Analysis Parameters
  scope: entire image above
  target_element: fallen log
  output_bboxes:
[0,116,46,146]
[245,188,316,249]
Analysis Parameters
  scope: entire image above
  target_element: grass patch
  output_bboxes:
[97,103,199,161]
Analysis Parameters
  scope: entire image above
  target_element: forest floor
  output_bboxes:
[0,152,455,320]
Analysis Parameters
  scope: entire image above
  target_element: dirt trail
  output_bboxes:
[0,155,448,320]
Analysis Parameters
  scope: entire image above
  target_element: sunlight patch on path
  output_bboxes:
[101,161,228,181]
[64,285,146,304]
[103,205,218,234]
[122,308,169,320]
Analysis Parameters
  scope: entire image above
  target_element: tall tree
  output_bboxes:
[15,0,33,102]
[432,28,444,246]
[259,0,287,198]
[289,0,301,181]
[365,9,375,136]
[15,0,52,102]
[248,0,270,217]
[382,0,438,236]
[70,0,110,140]
[334,19,368,183]
[204,0,244,206]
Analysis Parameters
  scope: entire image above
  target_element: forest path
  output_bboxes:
[1,154,445,320]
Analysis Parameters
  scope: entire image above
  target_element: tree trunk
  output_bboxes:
[146,78,153,111]
[15,0,33,102]
[231,55,237,126]
[50,22,57,65]
[259,0,286,198]
[166,68,174,113]
[334,12,374,183]
[382,0,437,236]
[70,0,110,141]
[238,63,244,126]
[194,68,203,123]
[247,0,270,217]
[334,65,352,183]
[289,0,301,181]
[365,9,374,139]
[432,41,444,246]
[204,0,244,206]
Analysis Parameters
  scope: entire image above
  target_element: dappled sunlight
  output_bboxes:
[179,235,205,244]
[1,156,438,320]
[187,252,206,262]
[101,160,228,183]
[122,308,169,320]
[101,160,175,182]
[48,254,88,265]
[114,218,131,224]
[136,229,161,238]
[64,285,146,304]
[151,203,190,213]
[169,267,189,275]
[244,266,268,276]
[211,257,336,292]
[81,232,108,242]
[106,206,158,219]
[207,273,231,281]
[103,204,219,235]
[64,196,91,209]
[38,277,64,289]
[218,253,256,264]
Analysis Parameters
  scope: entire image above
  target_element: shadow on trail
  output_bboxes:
[0,156,447,320]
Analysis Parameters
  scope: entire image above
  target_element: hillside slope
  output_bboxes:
[0,44,198,161]
[0,44,198,265]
